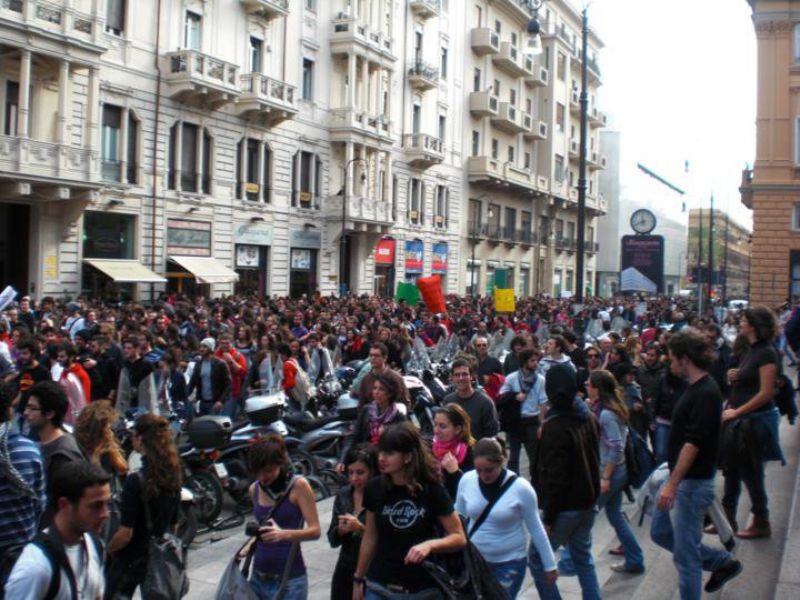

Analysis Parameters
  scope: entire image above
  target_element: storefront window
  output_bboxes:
[82,211,136,299]
[235,244,269,297]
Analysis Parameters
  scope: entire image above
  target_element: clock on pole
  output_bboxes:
[630,209,657,235]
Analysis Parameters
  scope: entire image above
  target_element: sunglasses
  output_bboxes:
[587,354,600,359]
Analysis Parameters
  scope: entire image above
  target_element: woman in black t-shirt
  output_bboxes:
[722,306,781,539]
[352,422,466,600]
[105,413,181,598]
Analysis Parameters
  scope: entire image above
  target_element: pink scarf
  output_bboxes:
[432,437,468,465]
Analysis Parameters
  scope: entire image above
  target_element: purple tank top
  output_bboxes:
[252,483,306,576]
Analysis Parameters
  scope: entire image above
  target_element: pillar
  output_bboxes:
[175,121,183,192]
[256,141,265,201]
[383,151,392,205]
[17,49,31,137]
[120,107,130,182]
[345,142,354,197]
[360,57,368,112]
[348,54,357,108]
[57,60,71,143]
[86,66,100,151]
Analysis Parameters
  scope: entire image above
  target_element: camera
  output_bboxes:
[244,521,261,537]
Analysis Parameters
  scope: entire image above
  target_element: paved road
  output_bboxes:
[181,402,800,599]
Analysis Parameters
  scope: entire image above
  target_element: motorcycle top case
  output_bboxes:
[187,415,233,449]
[245,392,284,425]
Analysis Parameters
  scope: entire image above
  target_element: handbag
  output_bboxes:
[214,477,300,600]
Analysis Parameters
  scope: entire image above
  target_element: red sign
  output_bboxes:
[375,238,396,265]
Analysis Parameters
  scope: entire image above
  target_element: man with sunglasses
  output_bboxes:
[577,347,603,397]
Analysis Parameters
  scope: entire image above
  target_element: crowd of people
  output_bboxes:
[0,291,795,599]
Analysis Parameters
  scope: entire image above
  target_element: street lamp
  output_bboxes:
[340,156,367,297]
[470,194,491,298]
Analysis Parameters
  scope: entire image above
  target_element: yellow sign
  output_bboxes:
[245,182,260,194]
[44,255,59,281]
[494,288,516,312]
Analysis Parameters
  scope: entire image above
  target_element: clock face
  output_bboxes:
[630,209,657,234]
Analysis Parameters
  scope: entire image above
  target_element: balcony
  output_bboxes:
[239,0,289,19]
[0,134,99,186]
[409,0,440,19]
[0,0,106,56]
[329,108,393,145]
[486,223,503,243]
[491,102,526,134]
[100,159,122,183]
[588,106,606,127]
[526,65,549,87]
[518,230,537,246]
[403,134,444,168]
[570,89,580,113]
[163,50,240,108]
[471,27,500,55]
[555,237,577,253]
[467,220,487,240]
[588,152,606,170]
[236,73,297,124]
[586,56,602,81]
[469,90,499,117]
[740,168,753,209]
[407,60,439,92]
[524,119,547,140]
[584,240,600,253]
[324,195,393,233]
[568,138,579,160]
[330,15,395,62]
[502,226,517,245]
[467,156,550,196]
[493,0,534,24]
[492,42,527,78]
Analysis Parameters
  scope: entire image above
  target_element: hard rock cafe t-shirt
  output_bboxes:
[363,476,453,592]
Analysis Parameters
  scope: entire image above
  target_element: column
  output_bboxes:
[292,150,301,206]
[17,49,31,137]
[345,142,354,197]
[240,141,249,199]
[195,127,204,193]
[383,151,392,205]
[120,107,130,183]
[384,72,392,120]
[86,66,100,151]
[256,142,265,201]
[309,152,317,202]
[175,122,183,192]
[348,54,357,109]
[360,58,368,113]
[57,60,71,143]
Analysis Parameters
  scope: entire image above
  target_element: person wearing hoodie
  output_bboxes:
[538,334,576,378]
[530,363,601,600]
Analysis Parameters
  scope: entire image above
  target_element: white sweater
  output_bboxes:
[455,470,556,570]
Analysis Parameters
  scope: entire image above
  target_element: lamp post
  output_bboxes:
[470,194,491,298]
[340,157,367,297]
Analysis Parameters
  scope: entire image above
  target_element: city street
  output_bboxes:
[181,406,800,599]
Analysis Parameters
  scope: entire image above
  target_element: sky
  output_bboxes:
[584,0,757,230]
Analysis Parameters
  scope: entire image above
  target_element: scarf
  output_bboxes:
[0,422,36,499]
[432,437,468,465]
[367,401,399,444]
[518,368,537,395]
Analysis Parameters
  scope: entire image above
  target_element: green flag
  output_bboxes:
[395,281,420,305]
[494,268,508,289]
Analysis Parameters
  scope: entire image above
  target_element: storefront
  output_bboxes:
[404,239,423,283]
[519,263,531,298]
[234,222,272,297]
[432,242,448,293]
[289,229,320,298]
[486,260,499,295]
[165,219,238,295]
[373,237,396,297]
[81,211,163,299]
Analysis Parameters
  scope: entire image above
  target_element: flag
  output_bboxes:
[417,275,446,313]
[395,281,420,305]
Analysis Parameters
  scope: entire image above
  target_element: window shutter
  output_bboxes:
[106,0,125,33]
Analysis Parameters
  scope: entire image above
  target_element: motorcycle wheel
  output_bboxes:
[318,468,345,496]
[305,474,331,501]
[176,502,198,546]
[289,449,318,476]
[186,471,224,524]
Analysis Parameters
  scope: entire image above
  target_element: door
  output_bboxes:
[0,203,29,296]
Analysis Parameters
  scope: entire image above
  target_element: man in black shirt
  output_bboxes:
[651,328,742,598]
[472,336,502,385]
[443,358,498,440]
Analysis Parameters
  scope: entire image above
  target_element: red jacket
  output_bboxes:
[282,358,298,394]
[68,362,92,404]
[215,348,247,399]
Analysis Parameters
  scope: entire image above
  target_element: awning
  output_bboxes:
[84,259,166,283]
[169,256,239,284]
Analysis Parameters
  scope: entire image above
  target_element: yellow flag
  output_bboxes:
[494,288,516,312]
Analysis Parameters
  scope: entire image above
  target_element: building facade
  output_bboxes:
[0,0,605,301]
[686,208,751,301]
[596,131,689,297]
[740,1,800,305]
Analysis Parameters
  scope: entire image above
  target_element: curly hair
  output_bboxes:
[74,401,127,475]
[134,413,182,499]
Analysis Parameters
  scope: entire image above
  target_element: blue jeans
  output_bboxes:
[249,572,308,600]
[597,467,644,571]
[529,509,601,600]
[489,557,528,600]
[653,423,670,466]
[650,478,731,600]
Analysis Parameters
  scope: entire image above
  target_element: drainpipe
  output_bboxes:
[150,0,164,303]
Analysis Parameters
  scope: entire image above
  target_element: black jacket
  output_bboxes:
[327,484,365,570]
[187,357,231,405]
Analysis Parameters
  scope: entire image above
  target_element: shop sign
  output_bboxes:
[432,242,448,273]
[289,229,322,249]
[235,223,273,246]
[167,219,211,257]
[405,240,423,273]
[375,238,396,266]
[291,249,312,270]
[236,245,260,268]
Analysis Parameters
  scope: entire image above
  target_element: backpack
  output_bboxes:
[138,473,189,600]
[29,528,104,600]
[774,373,799,425]
[625,427,654,489]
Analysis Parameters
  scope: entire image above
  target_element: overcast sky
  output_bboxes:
[584,0,756,230]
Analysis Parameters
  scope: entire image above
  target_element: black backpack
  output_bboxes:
[31,528,104,600]
[625,427,654,489]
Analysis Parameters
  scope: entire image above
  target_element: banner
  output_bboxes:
[494,268,508,289]
[395,281,420,305]
[404,240,423,273]
[0,286,17,311]
[375,238,396,266]
[417,275,446,313]
[620,235,664,294]
[494,288,516,313]
[431,242,448,273]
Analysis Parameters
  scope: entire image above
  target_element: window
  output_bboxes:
[409,178,423,224]
[4,81,18,136]
[795,116,800,164]
[412,104,421,135]
[587,225,595,243]
[440,46,448,79]
[302,59,314,100]
[793,203,800,231]
[472,131,480,156]
[556,103,565,131]
[292,151,321,208]
[236,139,272,202]
[488,204,500,236]
[392,175,398,220]
[511,32,517,46]
[184,11,201,50]
[475,5,482,27]
[795,24,800,63]
[555,218,564,240]
[792,251,800,297]
[565,269,574,294]
[101,105,121,181]
[566,221,575,241]
[438,115,446,144]
[415,31,423,61]
[555,155,564,182]
[524,152,531,169]
[304,0,316,10]
[494,20,501,34]
[510,89,517,106]
[167,122,212,194]
[435,185,448,227]
[521,211,532,234]
[519,267,530,297]
[557,52,566,81]
[105,0,125,35]
[544,46,550,69]
[249,37,263,73]
[504,207,516,237]
[473,68,481,92]
[491,139,499,159]
[526,98,532,115]
[469,198,482,235]
[508,145,515,163]
[493,79,500,95]
[126,112,138,184]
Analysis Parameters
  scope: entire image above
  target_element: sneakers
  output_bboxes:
[610,562,645,575]
[705,559,743,593]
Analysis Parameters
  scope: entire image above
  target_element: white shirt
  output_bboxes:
[5,533,104,600]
